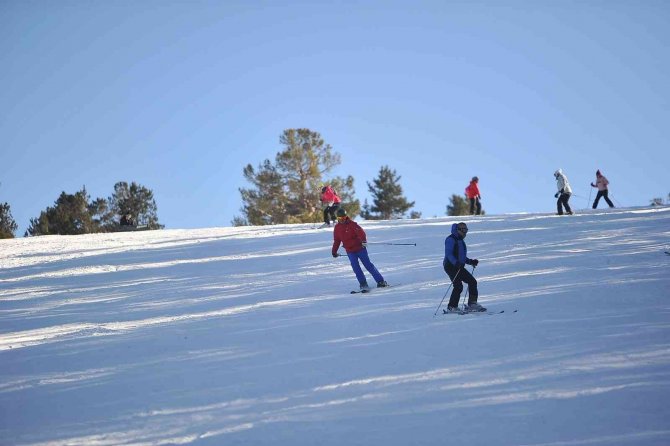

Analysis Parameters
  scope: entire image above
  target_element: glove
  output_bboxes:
[591,183,595,187]
[554,192,559,198]
[332,253,339,258]
[471,259,479,267]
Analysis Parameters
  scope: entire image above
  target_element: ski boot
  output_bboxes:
[466,302,487,312]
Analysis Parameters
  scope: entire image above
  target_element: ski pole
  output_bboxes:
[366,242,417,246]
[434,267,462,316]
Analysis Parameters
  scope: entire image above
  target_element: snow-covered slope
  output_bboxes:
[2,208,669,445]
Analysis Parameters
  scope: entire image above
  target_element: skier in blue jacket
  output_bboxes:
[443,222,485,312]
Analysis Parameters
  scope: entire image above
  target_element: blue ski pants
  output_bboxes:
[347,248,384,286]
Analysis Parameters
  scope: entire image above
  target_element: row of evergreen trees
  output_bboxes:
[0,127,490,239]
[0,181,163,238]
[233,128,479,226]
[233,129,418,225]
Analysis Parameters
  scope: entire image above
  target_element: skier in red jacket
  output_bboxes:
[319,185,342,227]
[332,208,388,291]
[465,177,482,215]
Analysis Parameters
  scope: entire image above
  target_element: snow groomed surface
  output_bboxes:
[1,207,669,445]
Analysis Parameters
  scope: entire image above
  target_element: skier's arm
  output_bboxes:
[445,237,458,266]
[354,223,367,246]
[332,233,342,257]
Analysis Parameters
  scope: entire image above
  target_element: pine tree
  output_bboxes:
[446,194,470,216]
[365,166,414,220]
[361,199,372,220]
[238,160,287,225]
[26,188,94,236]
[236,129,359,225]
[88,197,115,231]
[25,182,163,236]
[0,202,18,239]
[108,181,163,229]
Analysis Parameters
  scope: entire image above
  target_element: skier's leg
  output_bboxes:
[460,269,479,304]
[347,252,367,285]
[469,198,475,215]
[603,190,614,207]
[330,203,340,223]
[564,193,573,214]
[323,208,330,224]
[593,191,602,209]
[358,248,384,283]
[448,279,463,308]
[557,197,563,215]
[444,263,463,308]
[476,198,482,215]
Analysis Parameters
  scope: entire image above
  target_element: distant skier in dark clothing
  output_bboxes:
[591,170,614,209]
[319,185,341,228]
[120,214,134,226]
[465,176,482,215]
[332,208,388,292]
[443,222,484,312]
[554,169,573,215]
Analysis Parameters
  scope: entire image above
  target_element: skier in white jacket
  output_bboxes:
[554,169,573,215]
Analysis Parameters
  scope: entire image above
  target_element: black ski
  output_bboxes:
[350,284,397,294]
[443,309,515,316]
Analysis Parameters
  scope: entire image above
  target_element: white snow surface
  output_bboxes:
[1,207,670,446]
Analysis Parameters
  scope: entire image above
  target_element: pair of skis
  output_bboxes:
[350,284,396,294]
[443,308,517,316]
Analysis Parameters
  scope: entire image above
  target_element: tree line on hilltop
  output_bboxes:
[0,181,163,238]
[5,127,666,239]
[0,128,478,239]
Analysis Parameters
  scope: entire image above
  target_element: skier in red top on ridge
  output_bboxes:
[465,176,482,215]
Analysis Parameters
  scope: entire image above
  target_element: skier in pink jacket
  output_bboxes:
[319,185,342,227]
[591,170,614,209]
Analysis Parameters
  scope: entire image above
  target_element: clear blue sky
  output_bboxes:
[2,0,669,235]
